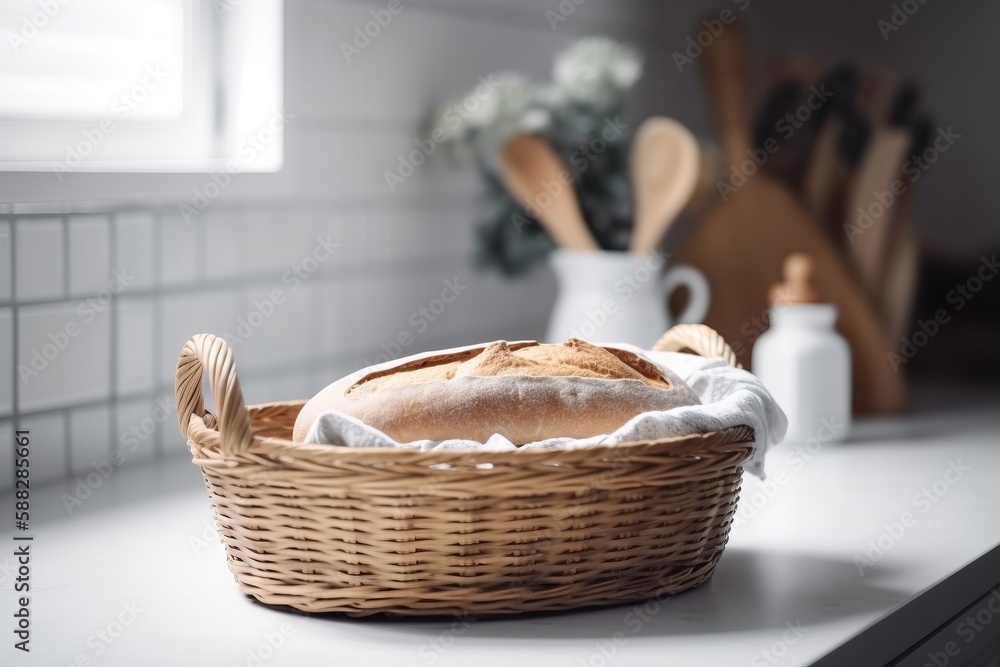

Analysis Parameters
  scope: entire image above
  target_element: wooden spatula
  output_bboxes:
[677,17,906,413]
[767,54,832,189]
[881,216,920,344]
[803,104,871,241]
[878,116,929,345]
[844,91,917,299]
[753,80,801,177]
[629,117,701,255]
[499,134,599,251]
[800,66,860,226]
[854,66,894,127]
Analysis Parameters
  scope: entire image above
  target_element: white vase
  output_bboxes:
[545,249,711,348]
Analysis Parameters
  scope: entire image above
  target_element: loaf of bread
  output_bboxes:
[293,338,700,445]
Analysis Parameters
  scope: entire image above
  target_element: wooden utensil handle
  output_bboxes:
[654,324,741,369]
[700,17,752,164]
[175,333,253,456]
[499,135,599,251]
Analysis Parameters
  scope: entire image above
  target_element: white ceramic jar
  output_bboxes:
[753,303,851,443]
[546,249,711,347]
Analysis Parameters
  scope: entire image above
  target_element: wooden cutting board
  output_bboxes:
[676,18,906,414]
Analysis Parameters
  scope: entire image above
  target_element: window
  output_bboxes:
[0,0,283,172]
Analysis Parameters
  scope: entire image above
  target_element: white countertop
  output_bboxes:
[2,402,999,667]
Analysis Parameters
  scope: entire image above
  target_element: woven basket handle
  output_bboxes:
[652,324,741,369]
[175,333,253,456]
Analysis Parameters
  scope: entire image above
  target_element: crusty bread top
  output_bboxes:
[344,338,672,399]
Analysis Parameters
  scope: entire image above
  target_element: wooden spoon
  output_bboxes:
[629,117,701,255]
[499,134,599,251]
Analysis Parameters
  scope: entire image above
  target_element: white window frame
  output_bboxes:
[0,0,283,173]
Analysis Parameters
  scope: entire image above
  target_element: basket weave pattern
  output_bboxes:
[176,325,754,616]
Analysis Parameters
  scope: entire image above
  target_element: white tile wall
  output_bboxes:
[242,209,318,276]
[17,301,111,412]
[314,280,351,360]
[159,289,239,384]
[203,211,244,280]
[234,281,315,371]
[240,369,317,410]
[15,218,64,301]
[160,387,187,459]
[0,220,11,302]
[158,212,201,286]
[18,412,67,485]
[116,297,156,395]
[115,398,161,467]
[0,419,11,492]
[0,0,667,492]
[341,272,423,360]
[67,215,110,297]
[68,405,111,476]
[0,308,10,415]
[114,212,155,292]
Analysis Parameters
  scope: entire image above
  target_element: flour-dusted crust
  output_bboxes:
[292,339,701,445]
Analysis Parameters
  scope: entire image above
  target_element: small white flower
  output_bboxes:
[519,107,552,133]
[533,83,569,108]
[463,71,535,130]
[427,96,469,143]
[552,37,643,108]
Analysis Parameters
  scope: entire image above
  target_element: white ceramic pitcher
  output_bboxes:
[546,249,710,347]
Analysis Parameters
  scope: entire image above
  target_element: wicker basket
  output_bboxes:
[175,324,754,616]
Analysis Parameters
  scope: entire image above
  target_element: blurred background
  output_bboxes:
[0,0,997,492]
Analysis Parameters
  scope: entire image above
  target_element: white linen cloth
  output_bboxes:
[305,343,787,479]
